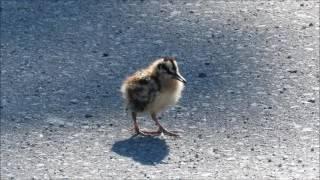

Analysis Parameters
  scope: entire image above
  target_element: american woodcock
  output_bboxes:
[121,57,186,136]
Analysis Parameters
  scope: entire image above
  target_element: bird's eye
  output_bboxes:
[158,64,164,70]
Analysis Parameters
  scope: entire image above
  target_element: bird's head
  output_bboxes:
[155,57,187,84]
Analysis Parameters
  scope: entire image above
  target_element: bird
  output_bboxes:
[121,57,186,136]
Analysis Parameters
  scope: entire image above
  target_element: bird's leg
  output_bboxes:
[136,113,162,136]
[131,112,149,136]
[132,112,139,134]
[149,113,179,137]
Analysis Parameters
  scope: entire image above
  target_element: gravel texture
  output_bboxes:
[1,0,319,179]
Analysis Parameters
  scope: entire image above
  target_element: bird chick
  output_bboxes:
[121,57,186,136]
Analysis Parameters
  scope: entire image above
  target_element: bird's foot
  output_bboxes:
[141,128,179,137]
[131,129,151,137]
[139,129,162,136]
[129,127,179,137]
[161,128,179,137]
[129,126,152,137]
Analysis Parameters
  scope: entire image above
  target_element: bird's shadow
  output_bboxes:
[111,136,169,165]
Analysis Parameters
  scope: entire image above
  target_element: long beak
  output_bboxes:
[174,73,187,84]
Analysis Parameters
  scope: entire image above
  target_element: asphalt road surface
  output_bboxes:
[1,0,319,179]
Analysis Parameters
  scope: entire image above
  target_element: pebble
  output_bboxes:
[85,114,93,118]
[154,40,163,44]
[288,70,297,73]
[212,148,218,153]
[301,127,312,132]
[70,99,79,104]
[307,99,315,103]
[198,73,207,78]
[201,103,210,107]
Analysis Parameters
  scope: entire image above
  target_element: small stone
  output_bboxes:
[287,55,292,59]
[202,103,210,107]
[268,159,272,162]
[198,134,203,139]
[85,114,93,118]
[204,62,210,66]
[102,53,109,57]
[189,10,194,14]
[213,148,218,153]
[250,148,254,151]
[311,148,314,152]
[300,3,304,6]
[109,123,113,127]
[307,99,315,103]
[309,23,313,27]
[154,40,163,44]
[288,70,297,73]
[198,73,207,78]
[70,99,79,104]
[280,88,287,94]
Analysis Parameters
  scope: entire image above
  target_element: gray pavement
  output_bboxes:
[1,0,319,179]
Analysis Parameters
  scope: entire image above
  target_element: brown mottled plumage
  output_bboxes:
[121,57,186,136]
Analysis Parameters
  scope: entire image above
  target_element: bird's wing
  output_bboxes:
[127,76,158,112]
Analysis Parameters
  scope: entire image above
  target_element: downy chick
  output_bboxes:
[121,57,186,136]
